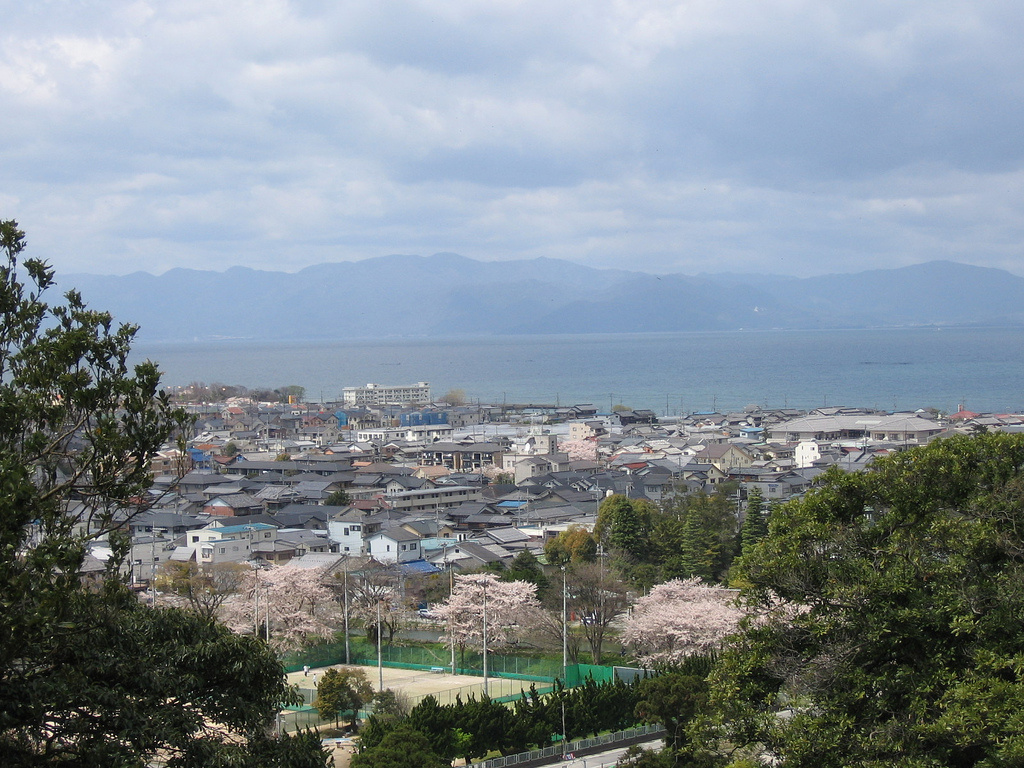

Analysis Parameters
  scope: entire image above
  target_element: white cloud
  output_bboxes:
[2,0,1023,277]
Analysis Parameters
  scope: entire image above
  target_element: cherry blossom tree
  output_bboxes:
[433,573,540,664]
[219,563,337,651]
[559,438,599,462]
[622,577,744,666]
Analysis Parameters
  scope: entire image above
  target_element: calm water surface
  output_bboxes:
[132,327,1024,415]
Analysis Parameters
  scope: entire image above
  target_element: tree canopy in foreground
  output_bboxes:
[704,433,1024,768]
[0,220,327,767]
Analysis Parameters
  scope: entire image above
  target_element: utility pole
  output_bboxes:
[376,598,384,691]
[253,567,260,637]
[342,556,350,665]
[150,533,157,607]
[481,576,489,697]
[449,561,456,675]
[562,565,568,683]
[265,582,270,643]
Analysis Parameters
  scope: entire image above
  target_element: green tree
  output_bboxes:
[738,486,767,556]
[277,384,306,403]
[635,656,715,752]
[372,688,408,717]
[406,695,457,760]
[705,433,1024,768]
[660,488,738,583]
[315,667,374,728]
[502,548,549,592]
[0,220,327,766]
[350,723,449,768]
[595,495,653,563]
[544,524,598,567]
[324,488,351,507]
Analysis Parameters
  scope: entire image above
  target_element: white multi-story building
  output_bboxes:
[341,382,431,406]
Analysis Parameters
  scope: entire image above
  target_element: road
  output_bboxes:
[543,737,663,768]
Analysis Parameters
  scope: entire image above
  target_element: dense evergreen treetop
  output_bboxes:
[0,220,327,767]
[704,432,1024,768]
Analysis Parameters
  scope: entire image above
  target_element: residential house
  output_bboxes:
[365,527,424,564]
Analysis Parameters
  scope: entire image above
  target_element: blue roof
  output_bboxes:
[496,500,528,508]
[214,523,276,534]
[400,560,441,576]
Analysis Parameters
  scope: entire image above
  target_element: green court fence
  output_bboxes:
[279,641,640,733]
[284,640,569,681]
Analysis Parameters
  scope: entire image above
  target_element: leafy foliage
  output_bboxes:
[0,220,326,766]
[362,678,644,761]
[705,433,1024,767]
[659,488,739,583]
[635,655,716,752]
[314,667,373,728]
[501,548,549,592]
[323,489,351,507]
[738,486,767,557]
[350,723,449,768]
[544,524,598,567]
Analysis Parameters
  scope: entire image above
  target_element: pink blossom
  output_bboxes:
[622,577,744,666]
[218,564,337,651]
[433,573,541,652]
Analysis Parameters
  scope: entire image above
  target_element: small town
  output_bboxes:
[6,0,1023,764]
[123,379,1000,580]
[45,378,1004,766]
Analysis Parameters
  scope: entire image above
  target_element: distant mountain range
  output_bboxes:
[55,255,1024,343]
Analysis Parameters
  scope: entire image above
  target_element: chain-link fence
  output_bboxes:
[285,640,570,681]
[468,724,666,768]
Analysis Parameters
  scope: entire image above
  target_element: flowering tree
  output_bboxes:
[433,573,540,663]
[622,577,743,666]
[559,438,599,462]
[220,563,337,651]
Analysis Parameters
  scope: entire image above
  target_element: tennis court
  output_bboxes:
[287,662,548,711]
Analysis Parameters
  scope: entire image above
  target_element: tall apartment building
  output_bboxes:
[341,382,431,407]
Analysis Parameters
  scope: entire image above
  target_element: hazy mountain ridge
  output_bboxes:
[56,256,1024,342]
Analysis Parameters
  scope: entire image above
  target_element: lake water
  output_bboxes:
[132,327,1024,415]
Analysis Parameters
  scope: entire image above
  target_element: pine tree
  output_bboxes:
[739,486,769,555]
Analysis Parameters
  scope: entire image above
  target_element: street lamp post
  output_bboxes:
[265,582,271,643]
[253,567,260,637]
[448,557,456,675]
[482,576,489,697]
[562,565,568,682]
[376,597,384,690]
[342,556,350,665]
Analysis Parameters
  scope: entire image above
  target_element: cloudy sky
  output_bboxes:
[2,0,1023,277]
